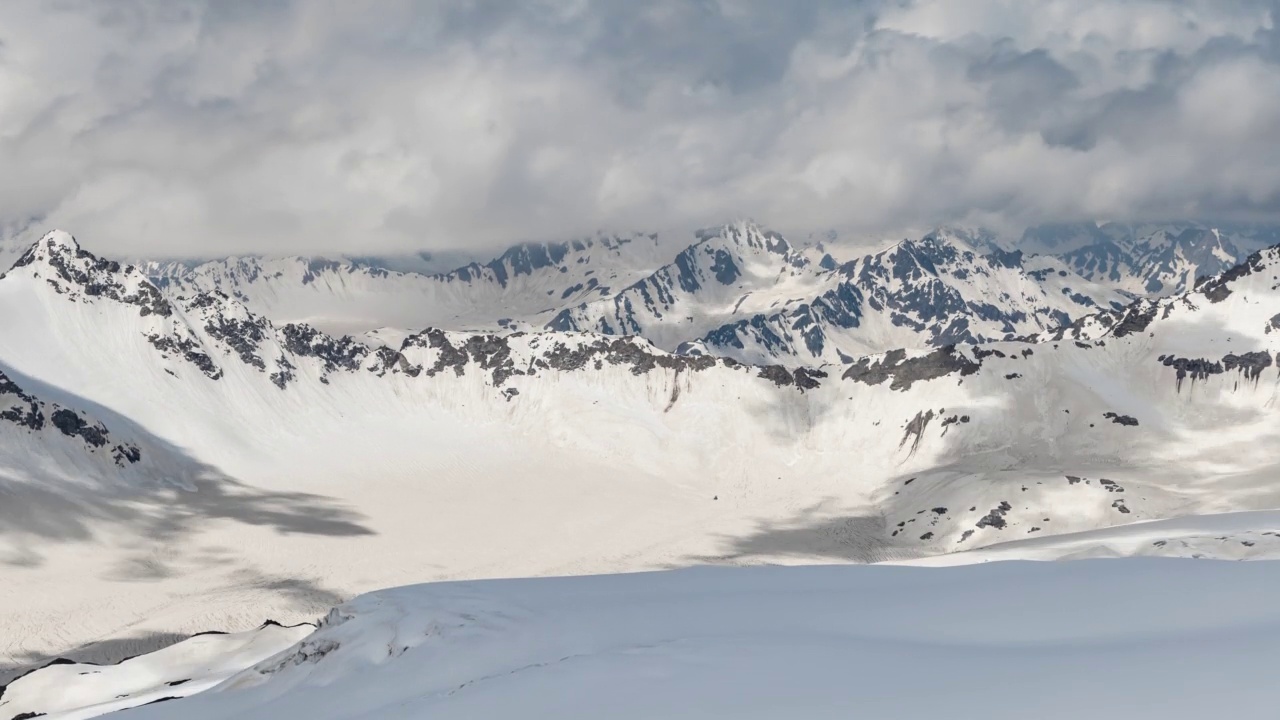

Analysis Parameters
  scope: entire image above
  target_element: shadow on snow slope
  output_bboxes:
[0,361,369,682]
[697,311,1280,565]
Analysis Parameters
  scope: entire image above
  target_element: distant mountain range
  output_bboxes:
[138,219,1277,366]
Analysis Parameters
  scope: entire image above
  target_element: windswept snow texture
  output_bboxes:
[44,561,1278,719]
[0,622,312,720]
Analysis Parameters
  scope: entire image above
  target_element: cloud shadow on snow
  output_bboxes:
[0,362,370,680]
[0,360,374,565]
[687,500,891,565]
[699,315,1280,566]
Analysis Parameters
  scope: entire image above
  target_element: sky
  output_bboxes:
[0,0,1278,257]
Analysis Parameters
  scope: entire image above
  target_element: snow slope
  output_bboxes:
[149,232,673,335]
[0,621,312,720]
[1020,221,1280,296]
[898,509,1280,565]
[13,560,1280,719]
[6,229,1280,686]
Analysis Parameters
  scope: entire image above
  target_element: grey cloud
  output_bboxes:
[0,0,1278,257]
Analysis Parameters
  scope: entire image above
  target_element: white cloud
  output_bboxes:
[0,0,1277,257]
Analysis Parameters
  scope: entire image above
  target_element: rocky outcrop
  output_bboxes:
[0,369,141,466]
[281,324,370,376]
[842,346,982,391]
[1159,351,1274,391]
[6,231,173,317]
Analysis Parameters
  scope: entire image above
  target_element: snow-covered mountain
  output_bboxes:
[7,226,1280,698]
[148,232,673,336]
[1020,221,1280,297]
[679,228,1123,364]
[145,222,1129,365]
[546,222,820,346]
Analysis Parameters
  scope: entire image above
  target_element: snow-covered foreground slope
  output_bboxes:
[9,560,1280,719]
[6,229,1280,686]
[0,621,313,720]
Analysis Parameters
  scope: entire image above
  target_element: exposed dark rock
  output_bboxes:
[146,333,222,380]
[1103,412,1139,426]
[1224,351,1274,382]
[370,347,422,378]
[406,331,734,389]
[269,355,296,390]
[1196,249,1267,302]
[899,410,935,456]
[752,365,827,391]
[1159,354,1222,390]
[0,370,44,431]
[1109,302,1158,337]
[757,365,795,387]
[50,408,108,447]
[113,445,142,466]
[281,324,370,375]
[792,368,827,391]
[1158,351,1272,391]
[842,345,981,391]
[1,372,138,460]
[976,501,1013,530]
[200,308,269,371]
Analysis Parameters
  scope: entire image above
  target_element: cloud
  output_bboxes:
[0,0,1277,257]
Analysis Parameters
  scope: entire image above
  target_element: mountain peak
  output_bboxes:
[39,229,80,252]
[696,221,794,257]
[10,228,116,274]
[7,230,86,273]
[2,230,173,317]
